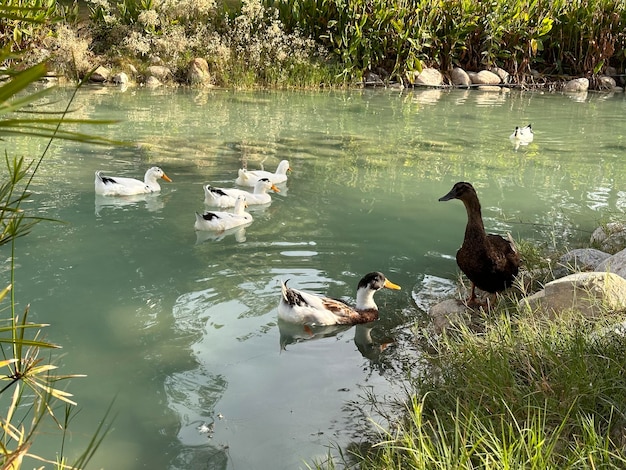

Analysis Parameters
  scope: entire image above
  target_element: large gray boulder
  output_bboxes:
[596,248,626,279]
[146,65,172,82]
[469,70,501,85]
[144,75,162,88]
[187,58,211,87]
[596,75,616,90]
[490,66,509,83]
[410,67,444,86]
[450,67,471,87]
[564,77,589,93]
[428,299,473,333]
[112,72,129,86]
[554,248,611,278]
[521,272,626,318]
[591,222,626,254]
[90,66,110,83]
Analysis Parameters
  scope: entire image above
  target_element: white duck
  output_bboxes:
[194,195,253,232]
[278,272,401,326]
[95,166,172,196]
[204,178,280,208]
[509,124,534,147]
[235,160,291,187]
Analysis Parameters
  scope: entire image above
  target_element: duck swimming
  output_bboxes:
[204,178,280,208]
[235,160,291,187]
[95,166,172,196]
[278,272,401,326]
[194,195,253,232]
[439,182,520,305]
[509,124,533,147]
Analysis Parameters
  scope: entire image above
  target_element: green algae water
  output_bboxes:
[5,85,626,469]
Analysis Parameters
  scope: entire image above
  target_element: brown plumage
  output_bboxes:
[278,272,401,326]
[439,182,520,305]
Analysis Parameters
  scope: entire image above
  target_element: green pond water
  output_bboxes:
[4,85,626,469]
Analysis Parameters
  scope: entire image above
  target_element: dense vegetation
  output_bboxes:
[316,306,626,469]
[4,0,626,87]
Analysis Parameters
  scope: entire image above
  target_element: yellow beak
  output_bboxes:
[384,279,401,290]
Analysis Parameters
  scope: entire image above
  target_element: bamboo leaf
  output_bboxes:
[0,64,47,104]
[0,284,12,303]
[0,324,51,333]
[0,358,17,368]
[27,364,58,375]
[0,337,61,349]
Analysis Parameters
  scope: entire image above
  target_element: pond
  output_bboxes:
[5,84,626,469]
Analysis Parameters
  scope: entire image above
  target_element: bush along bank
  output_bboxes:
[9,0,626,90]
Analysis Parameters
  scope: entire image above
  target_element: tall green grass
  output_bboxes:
[317,309,626,468]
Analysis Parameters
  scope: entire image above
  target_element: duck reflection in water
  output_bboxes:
[94,193,165,216]
[278,321,393,362]
[195,223,251,244]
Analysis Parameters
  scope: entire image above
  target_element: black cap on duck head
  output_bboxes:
[438,182,477,202]
[358,272,402,291]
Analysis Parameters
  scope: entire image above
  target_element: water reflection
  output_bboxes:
[353,324,394,362]
[94,193,166,215]
[473,89,507,107]
[410,89,443,105]
[278,320,352,350]
[195,224,251,243]
[166,366,231,470]
[278,321,395,364]
[411,274,458,313]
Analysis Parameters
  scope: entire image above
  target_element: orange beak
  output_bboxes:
[271,184,280,193]
[161,173,172,182]
[384,279,401,290]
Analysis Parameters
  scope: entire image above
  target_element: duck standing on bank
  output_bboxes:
[95,166,172,196]
[235,160,291,187]
[439,182,520,306]
[194,195,253,232]
[278,272,401,326]
[204,178,280,208]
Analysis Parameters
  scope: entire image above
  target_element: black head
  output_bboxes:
[357,272,401,291]
[438,182,477,202]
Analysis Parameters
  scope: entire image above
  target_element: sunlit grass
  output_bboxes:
[313,292,626,469]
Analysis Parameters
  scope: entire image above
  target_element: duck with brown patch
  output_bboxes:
[278,272,401,326]
[439,182,520,306]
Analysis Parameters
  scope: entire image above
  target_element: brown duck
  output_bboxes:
[439,182,520,305]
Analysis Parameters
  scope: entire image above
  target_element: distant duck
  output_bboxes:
[194,195,253,232]
[278,272,401,326]
[204,178,280,208]
[235,160,291,187]
[439,182,520,306]
[95,166,172,196]
[509,124,533,147]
